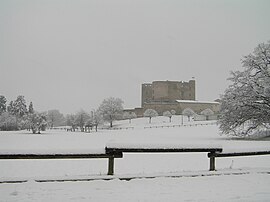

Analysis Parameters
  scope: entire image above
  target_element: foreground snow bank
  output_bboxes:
[1,172,270,202]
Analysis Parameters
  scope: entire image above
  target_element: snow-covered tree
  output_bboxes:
[219,41,270,137]
[200,108,214,120]
[144,109,158,123]
[171,110,176,116]
[27,112,47,134]
[13,95,27,118]
[163,111,172,122]
[7,101,16,115]
[0,95,7,115]
[98,97,124,127]
[182,108,195,121]
[123,111,137,123]
[5,96,27,129]
[0,112,17,131]
[28,102,34,114]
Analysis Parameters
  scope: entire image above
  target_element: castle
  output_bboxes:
[142,80,196,105]
[126,79,220,118]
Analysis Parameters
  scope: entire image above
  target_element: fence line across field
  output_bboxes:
[144,122,217,129]
[1,144,270,179]
[48,121,217,132]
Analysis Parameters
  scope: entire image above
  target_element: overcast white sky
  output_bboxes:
[1,0,269,114]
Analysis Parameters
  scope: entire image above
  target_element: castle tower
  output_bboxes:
[141,79,196,107]
[188,79,196,100]
[141,83,153,107]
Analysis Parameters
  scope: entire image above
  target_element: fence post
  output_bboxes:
[209,152,216,171]
[108,156,114,175]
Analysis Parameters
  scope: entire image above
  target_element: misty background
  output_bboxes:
[1,0,270,114]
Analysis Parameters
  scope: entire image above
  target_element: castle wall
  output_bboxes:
[143,102,179,115]
[142,80,196,107]
[176,101,220,114]
[152,81,169,101]
[142,101,220,116]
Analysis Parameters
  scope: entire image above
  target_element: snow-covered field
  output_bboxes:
[1,116,270,201]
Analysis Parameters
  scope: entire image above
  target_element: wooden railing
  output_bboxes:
[1,145,270,178]
[208,150,270,171]
[105,145,223,175]
[0,153,123,176]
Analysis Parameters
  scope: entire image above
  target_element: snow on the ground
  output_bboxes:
[1,173,270,202]
[0,116,270,201]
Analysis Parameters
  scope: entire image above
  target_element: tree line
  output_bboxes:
[0,96,126,133]
[0,95,208,133]
[0,95,46,133]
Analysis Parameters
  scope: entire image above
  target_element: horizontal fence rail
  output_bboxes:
[0,153,123,176]
[1,145,270,178]
[0,153,123,159]
[208,150,270,171]
[106,147,223,153]
[106,146,223,174]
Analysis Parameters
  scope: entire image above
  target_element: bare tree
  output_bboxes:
[47,109,65,128]
[75,110,90,132]
[86,110,103,132]
[66,114,77,131]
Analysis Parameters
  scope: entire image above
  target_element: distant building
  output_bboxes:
[142,80,195,106]
[125,79,220,119]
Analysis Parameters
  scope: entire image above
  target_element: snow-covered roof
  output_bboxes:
[176,100,220,104]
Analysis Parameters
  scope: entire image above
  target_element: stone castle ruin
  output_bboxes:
[126,79,220,120]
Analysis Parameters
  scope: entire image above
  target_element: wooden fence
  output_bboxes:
[1,145,270,179]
